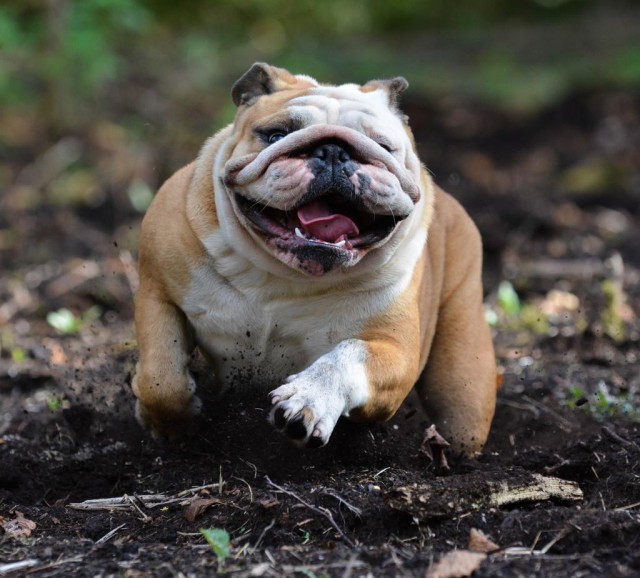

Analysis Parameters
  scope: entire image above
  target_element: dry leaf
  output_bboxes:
[46,341,67,365]
[184,498,221,522]
[1,511,37,539]
[539,289,580,318]
[259,497,279,509]
[420,424,451,471]
[468,528,500,553]
[425,550,486,578]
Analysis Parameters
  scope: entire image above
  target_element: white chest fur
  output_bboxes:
[180,221,426,392]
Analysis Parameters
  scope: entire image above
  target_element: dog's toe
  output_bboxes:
[268,381,341,447]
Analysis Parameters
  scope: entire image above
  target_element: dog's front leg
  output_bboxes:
[132,286,201,440]
[269,330,420,448]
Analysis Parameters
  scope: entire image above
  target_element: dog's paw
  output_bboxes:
[268,376,344,447]
[132,371,202,441]
[268,340,370,448]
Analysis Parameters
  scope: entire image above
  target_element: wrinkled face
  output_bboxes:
[223,73,422,276]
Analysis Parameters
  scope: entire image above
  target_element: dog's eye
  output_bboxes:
[267,132,287,144]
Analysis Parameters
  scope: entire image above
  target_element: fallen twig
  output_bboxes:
[265,476,356,548]
[320,489,362,518]
[68,482,222,513]
[614,501,640,511]
[0,560,40,576]
[233,476,254,503]
[252,518,276,553]
[94,523,126,546]
[521,395,574,431]
[601,426,634,447]
[128,495,152,522]
[25,556,84,575]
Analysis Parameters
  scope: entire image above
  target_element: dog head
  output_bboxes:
[221,63,424,276]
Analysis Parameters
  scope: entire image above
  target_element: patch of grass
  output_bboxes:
[497,280,520,317]
[487,281,550,335]
[47,397,62,412]
[10,347,27,362]
[566,382,640,421]
[46,305,102,335]
[601,279,629,343]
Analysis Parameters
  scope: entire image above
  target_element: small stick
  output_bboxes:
[252,518,276,552]
[233,477,254,503]
[25,556,84,575]
[0,560,40,575]
[321,489,362,517]
[601,426,634,447]
[521,395,574,430]
[94,523,126,546]
[68,483,223,511]
[265,477,355,548]
[127,495,151,522]
[173,483,222,499]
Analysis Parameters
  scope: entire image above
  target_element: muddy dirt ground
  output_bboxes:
[1,90,640,577]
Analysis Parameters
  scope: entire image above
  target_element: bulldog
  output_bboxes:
[132,63,497,455]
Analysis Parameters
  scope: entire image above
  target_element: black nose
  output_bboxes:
[311,143,351,166]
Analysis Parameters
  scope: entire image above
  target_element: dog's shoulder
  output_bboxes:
[429,186,484,303]
[140,163,196,239]
[138,162,207,297]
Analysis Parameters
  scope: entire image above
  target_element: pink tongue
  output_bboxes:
[297,200,359,243]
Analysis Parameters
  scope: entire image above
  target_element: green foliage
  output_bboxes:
[201,528,230,564]
[127,180,155,213]
[612,46,640,85]
[0,0,630,130]
[0,1,151,108]
[601,279,627,343]
[47,397,62,412]
[518,303,551,335]
[46,306,102,335]
[566,383,640,421]
[497,281,521,317]
[144,0,588,35]
[10,345,27,362]
[46,308,81,334]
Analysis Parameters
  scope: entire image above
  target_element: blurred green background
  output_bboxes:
[3,0,640,133]
[1,0,639,264]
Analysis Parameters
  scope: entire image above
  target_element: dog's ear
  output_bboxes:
[232,63,299,106]
[363,77,409,108]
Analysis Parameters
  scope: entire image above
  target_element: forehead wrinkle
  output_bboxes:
[254,109,307,127]
[287,96,341,123]
[286,104,329,124]
[296,92,379,112]
[288,97,387,127]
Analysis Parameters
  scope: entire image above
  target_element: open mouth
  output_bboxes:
[235,193,403,252]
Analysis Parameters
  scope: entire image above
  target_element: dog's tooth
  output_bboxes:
[295,227,305,239]
[335,240,346,247]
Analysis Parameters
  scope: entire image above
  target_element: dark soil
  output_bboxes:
[1,89,640,577]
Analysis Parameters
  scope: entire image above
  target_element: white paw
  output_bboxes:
[269,375,344,447]
[268,340,370,448]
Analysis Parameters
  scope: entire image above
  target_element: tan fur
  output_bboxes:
[133,64,497,454]
[353,188,497,452]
